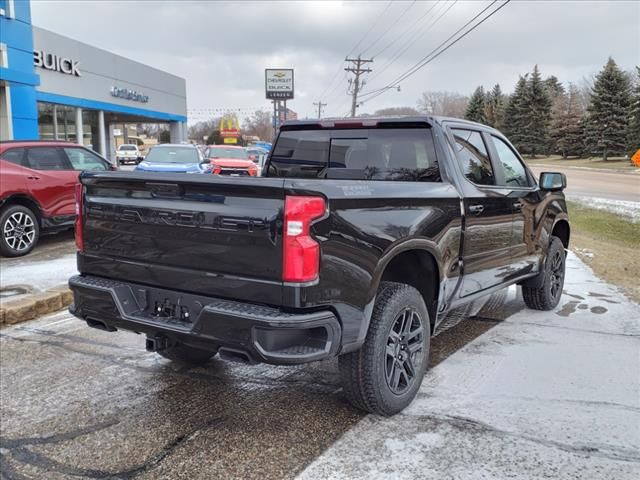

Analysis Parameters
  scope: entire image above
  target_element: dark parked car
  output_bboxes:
[69,117,569,415]
[0,140,114,257]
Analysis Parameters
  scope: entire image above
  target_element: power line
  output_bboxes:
[323,71,349,103]
[390,1,508,89]
[317,1,392,102]
[359,0,510,105]
[359,1,417,57]
[367,0,456,85]
[346,1,393,58]
[371,0,443,59]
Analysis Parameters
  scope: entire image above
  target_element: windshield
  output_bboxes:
[118,145,136,151]
[206,147,248,160]
[145,147,200,164]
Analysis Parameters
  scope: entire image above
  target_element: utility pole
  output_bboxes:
[313,101,327,119]
[345,55,373,117]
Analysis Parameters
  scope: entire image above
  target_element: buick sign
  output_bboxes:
[110,86,149,103]
[33,50,81,77]
[265,69,294,100]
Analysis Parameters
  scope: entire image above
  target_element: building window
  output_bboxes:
[37,102,95,145]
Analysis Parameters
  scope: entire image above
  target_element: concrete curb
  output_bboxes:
[0,287,73,327]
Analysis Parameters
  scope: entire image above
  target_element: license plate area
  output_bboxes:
[136,289,208,326]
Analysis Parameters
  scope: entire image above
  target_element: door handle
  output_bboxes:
[27,176,40,180]
[468,204,484,214]
[513,202,523,209]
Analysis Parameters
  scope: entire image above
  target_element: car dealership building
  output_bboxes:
[0,0,187,159]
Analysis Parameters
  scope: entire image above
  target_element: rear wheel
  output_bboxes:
[0,205,40,257]
[522,236,566,310]
[339,282,431,416]
[157,343,216,366]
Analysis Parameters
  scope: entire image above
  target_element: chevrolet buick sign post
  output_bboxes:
[266,69,294,139]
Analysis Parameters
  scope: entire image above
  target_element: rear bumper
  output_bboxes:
[68,274,341,365]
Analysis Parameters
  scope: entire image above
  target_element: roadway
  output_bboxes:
[528,165,639,202]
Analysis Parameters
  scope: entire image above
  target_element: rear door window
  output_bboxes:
[451,128,495,186]
[64,148,109,171]
[26,147,70,171]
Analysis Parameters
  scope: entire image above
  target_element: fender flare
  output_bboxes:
[368,238,444,314]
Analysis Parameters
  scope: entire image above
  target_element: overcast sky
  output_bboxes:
[32,0,639,122]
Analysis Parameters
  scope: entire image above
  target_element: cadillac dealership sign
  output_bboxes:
[33,50,81,76]
[110,86,149,103]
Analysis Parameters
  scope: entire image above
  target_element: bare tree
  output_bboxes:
[373,107,420,117]
[576,74,595,112]
[417,91,469,118]
[188,118,220,143]
[242,110,273,141]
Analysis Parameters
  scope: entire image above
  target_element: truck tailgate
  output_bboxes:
[79,172,285,304]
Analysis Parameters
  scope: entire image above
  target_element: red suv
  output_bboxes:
[0,141,115,257]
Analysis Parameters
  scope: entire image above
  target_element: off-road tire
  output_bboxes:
[0,205,40,257]
[339,281,431,416]
[157,343,216,366]
[522,236,566,310]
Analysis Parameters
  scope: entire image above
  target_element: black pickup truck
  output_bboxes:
[69,116,569,415]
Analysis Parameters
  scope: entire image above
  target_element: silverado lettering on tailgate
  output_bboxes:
[87,203,268,233]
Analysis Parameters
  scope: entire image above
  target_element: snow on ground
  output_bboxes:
[298,253,640,480]
[569,195,640,222]
[0,253,77,293]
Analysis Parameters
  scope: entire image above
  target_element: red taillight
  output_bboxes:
[283,195,326,283]
[74,183,84,252]
[211,162,221,175]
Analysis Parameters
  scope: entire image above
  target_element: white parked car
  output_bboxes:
[116,144,143,165]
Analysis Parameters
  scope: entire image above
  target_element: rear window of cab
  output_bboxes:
[267,128,440,182]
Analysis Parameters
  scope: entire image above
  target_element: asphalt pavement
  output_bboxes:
[0,289,498,479]
[529,165,639,202]
[1,254,638,479]
[299,253,640,479]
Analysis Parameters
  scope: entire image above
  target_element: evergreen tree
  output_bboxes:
[465,86,487,123]
[504,75,529,152]
[485,83,505,130]
[550,83,585,158]
[627,66,640,155]
[544,75,565,102]
[585,57,632,160]
[520,65,552,157]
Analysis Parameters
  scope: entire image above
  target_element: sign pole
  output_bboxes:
[272,100,277,141]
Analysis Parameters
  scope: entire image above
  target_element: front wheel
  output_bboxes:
[522,236,566,310]
[339,282,431,416]
[0,205,40,257]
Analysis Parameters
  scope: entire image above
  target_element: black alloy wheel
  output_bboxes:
[385,307,425,395]
[549,249,565,303]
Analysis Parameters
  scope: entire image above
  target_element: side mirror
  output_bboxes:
[539,172,566,191]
